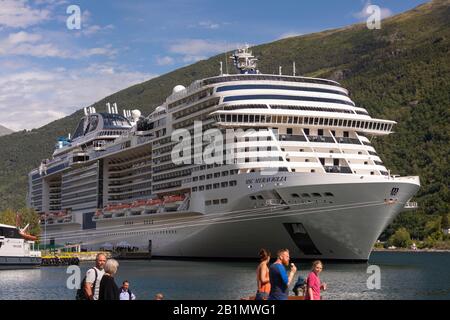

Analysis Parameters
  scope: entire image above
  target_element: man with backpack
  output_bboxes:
[76,253,106,300]
[119,280,136,300]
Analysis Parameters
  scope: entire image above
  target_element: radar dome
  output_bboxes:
[131,109,141,119]
[172,85,186,94]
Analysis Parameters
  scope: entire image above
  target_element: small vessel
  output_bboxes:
[0,224,41,269]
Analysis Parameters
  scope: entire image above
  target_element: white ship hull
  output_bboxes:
[42,173,420,261]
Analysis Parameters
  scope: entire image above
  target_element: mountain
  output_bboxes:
[0,125,13,137]
[0,0,449,232]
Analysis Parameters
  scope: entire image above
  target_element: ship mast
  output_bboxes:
[230,45,259,74]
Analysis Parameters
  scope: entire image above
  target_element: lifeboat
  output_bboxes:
[94,209,103,220]
[144,199,163,214]
[163,195,185,212]
[130,200,147,216]
[113,203,130,217]
[103,205,114,218]
[56,211,67,223]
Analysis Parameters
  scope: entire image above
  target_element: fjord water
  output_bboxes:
[0,252,449,300]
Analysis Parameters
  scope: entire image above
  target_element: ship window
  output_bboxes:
[287,128,293,135]
[214,172,220,178]
[221,182,228,188]
[221,199,228,204]
[318,129,324,136]
[230,180,237,186]
[222,171,229,176]
[250,196,256,200]
[193,177,199,182]
[207,174,212,179]
[199,175,205,180]
[206,184,212,190]
[213,199,220,205]
[292,193,300,198]
[304,128,310,135]
[192,187,198,192]
[205,200,212,206]
[324,192,334,197]
[312,193,322,198]
[311,169,315,173]
[213,183,220,189]
[301,193,311,198]
[257,195,264,200]
[199,186,205,191]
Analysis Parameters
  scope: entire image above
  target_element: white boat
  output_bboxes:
[27,46,420,261]
[0,224,41,269]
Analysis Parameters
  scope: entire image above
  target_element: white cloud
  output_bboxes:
[198,21,220,29]
[168,39,243,63]
[0,31,70,58]
[0,64,156,130]
[0,0,50,28]
[0,31,117,59]
[155,55,175,66]
[82,24,114,36]
[353,1,393,20]
[277,31,304,40]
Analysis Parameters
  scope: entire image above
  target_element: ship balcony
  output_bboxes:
[323,165,353,174]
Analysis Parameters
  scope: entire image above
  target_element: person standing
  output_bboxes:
[268,249,297,300]
[255,249,271,300]
[83,253,106,300]
[305,260,327,300]
[99,259,120,300]
[119,280,136,300]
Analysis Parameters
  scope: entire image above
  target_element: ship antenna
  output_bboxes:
[225,51,229,74]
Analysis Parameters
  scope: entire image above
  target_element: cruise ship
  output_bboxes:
[28,46,420,261]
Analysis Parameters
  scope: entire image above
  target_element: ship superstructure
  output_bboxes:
[28,46,420,260]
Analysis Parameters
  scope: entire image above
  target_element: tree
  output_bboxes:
[389,228,412,248]
[0,207,41,237]
[441,214,449,230]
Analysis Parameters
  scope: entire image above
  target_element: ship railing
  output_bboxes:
[336,137,362,145]
[264,199,283,206]
[279,134,307,142]
[307,136,335,143]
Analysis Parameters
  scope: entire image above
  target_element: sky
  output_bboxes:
[0,0,427,131]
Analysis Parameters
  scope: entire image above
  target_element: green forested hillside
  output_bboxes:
[0,0,449,239]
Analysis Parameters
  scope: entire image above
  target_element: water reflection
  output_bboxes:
[0,252,449,300]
